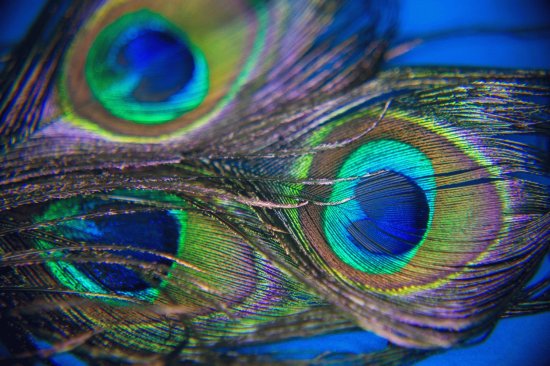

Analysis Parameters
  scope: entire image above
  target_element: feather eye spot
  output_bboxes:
[323,140,436,274]
[59,0,266,140]
[86,10,209,124]
[34,191,187,302]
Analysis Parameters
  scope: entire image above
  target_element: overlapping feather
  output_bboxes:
[0,1,548,365]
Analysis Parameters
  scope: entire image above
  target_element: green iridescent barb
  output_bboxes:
[0,0,548,365]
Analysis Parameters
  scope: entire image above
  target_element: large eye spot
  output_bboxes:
[34,191,187,301]
[86,10,208,124]
[60,0,265,140]
[323,139,436,274]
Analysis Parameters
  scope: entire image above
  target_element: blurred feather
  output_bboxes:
[0,0,548,365]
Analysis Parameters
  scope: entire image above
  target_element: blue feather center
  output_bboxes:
[118,30,197,103]
[59,210,180,292]
[347,171,430,255]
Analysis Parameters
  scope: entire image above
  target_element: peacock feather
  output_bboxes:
[0,0,548,365]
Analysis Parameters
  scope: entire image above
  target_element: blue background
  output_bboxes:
[393,2,550,365]
[1,0,549,365]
